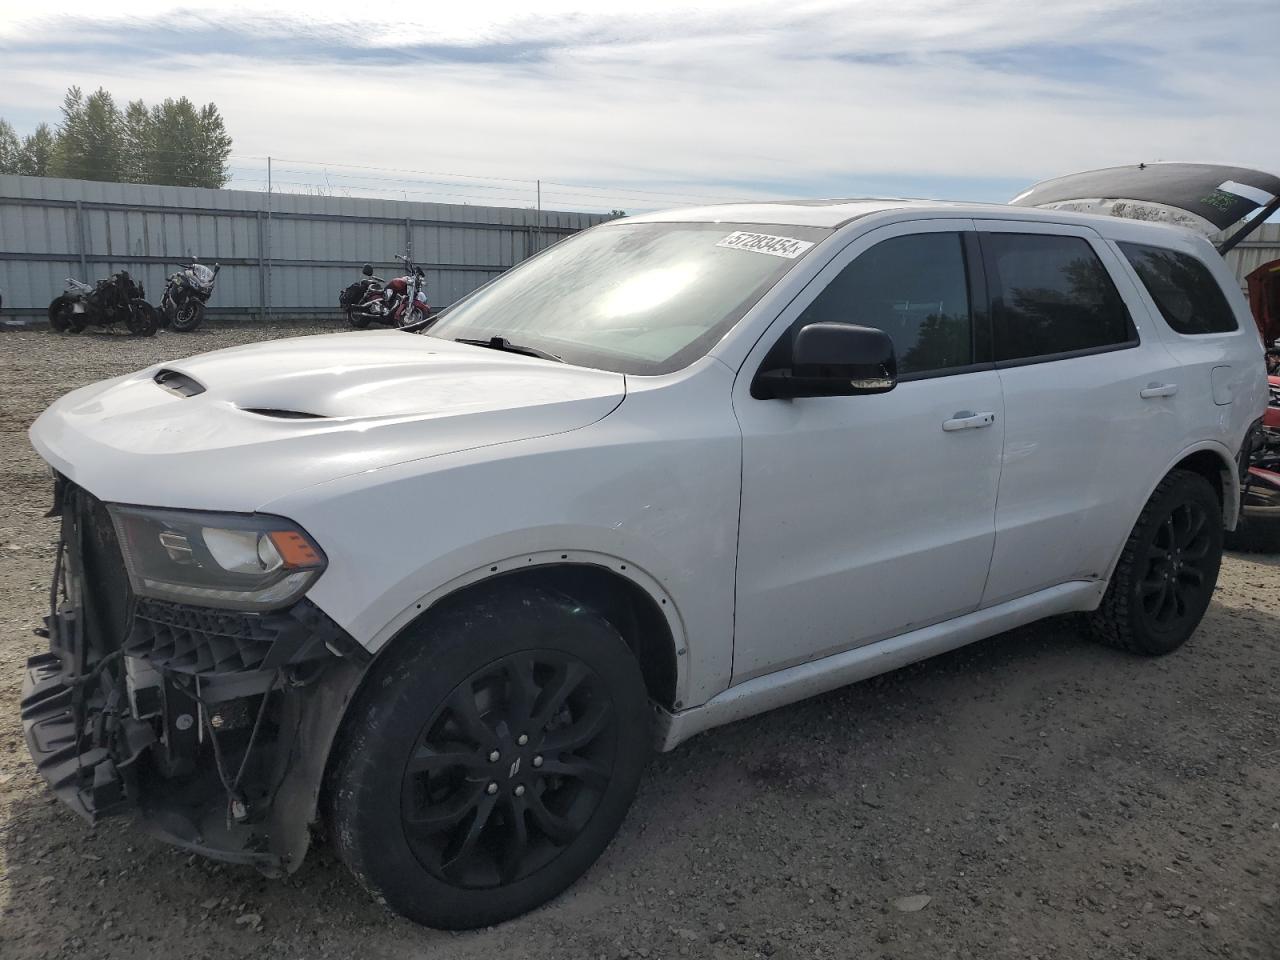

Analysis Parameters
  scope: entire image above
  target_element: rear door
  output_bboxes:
[976,221,1185,606]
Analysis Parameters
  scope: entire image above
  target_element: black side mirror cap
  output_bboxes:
[753,322,898,399]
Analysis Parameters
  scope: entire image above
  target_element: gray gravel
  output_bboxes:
[1,322,1278,959]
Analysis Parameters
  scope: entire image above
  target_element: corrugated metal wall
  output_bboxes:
[1221,223,1280,292]
[0,174,607,321]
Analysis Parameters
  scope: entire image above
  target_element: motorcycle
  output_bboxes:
[160,261,219,332]
[48,271,158,337]
[340,255,430,328]
[1228,366,1280,552]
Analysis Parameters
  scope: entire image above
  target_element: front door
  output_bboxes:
[731,220,1004,683]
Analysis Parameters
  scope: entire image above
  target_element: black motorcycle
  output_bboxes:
[340,263,387,328]
[160,261,219,332]
[48,271,158,337]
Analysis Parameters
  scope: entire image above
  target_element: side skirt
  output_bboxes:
[655,580,1105,752]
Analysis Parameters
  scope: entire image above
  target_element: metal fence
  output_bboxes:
[1221,222,1280,292]
[0,174,608,323]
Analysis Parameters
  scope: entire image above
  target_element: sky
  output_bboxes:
[0,0,1277,213]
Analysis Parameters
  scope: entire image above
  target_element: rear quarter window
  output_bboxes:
[1118,241,1238,335]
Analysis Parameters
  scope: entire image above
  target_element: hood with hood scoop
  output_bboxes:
[29,330,626,511]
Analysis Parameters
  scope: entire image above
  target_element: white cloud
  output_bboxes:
[1,0,1276,209]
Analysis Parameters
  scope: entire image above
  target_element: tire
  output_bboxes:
[346,307,370,329]
[125,300,159,337]
[1088,469,1223,655]
[48,297,76,333]
[170,299,205,332]
[327,586,651,929]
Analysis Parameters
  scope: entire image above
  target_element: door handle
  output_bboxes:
[942,411,996,431]
[1139,383,1179,399]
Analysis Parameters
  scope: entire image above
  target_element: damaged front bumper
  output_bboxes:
[21,481,369,875]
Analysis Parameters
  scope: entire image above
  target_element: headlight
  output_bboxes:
[108,505,327,611]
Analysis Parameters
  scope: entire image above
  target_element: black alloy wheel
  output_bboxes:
[402,650,617,889]
[1138,498,1213,632]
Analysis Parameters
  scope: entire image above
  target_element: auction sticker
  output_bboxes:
[716,231,814,259]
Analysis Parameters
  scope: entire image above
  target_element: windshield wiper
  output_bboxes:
[454,336,563,363]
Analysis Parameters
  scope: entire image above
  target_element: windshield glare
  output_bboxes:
[423,221,830,374]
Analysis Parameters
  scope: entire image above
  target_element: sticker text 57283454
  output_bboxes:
[716,231,815,259]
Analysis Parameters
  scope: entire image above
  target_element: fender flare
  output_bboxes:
[365,548,691,708]
[1101,439,1240,584]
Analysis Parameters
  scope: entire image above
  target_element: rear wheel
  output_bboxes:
[1088,469,1223,655]
[328,587,651,929]
[170,299,204,332]
[125,300,159,337]
[346,307,370,329]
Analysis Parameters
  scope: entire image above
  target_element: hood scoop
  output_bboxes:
[154,369,205,397]
[240,407,326,420]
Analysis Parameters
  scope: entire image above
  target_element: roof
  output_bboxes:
[619,197,1211,243]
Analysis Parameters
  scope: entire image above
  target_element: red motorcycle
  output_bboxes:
[1229,354,1280,551]
[340,255,430,328]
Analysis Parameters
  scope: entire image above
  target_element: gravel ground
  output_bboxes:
[1,322,1278,960]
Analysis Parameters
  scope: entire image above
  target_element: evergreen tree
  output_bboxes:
[18,124,56,176]
[193,102,232,189]
[0,118,19,174]
[148,97,202,187]
[17,86,233,187]
[53,86,124,182]
[120,100,154,183]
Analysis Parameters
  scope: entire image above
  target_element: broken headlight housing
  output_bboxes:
[108,505,327,611]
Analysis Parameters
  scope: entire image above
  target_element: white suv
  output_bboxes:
[23,195,1268,928]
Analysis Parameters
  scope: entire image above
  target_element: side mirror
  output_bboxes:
[753,322,897,399]
[212,263,221,275]
[361,264,374,277]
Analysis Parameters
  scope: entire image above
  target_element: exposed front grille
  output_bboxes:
[126,600,285,673]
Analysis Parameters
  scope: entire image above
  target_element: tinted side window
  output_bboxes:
[1118,242,1238,335]
[792,233,973,375]
[984,233,1135,362]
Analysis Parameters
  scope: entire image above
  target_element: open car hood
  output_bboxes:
[1010,162,1280,237]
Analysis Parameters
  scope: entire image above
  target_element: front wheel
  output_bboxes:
[48,297,78,333]
[1088,469,1223,655]
[125,299,159,337]
[170,299,205,332]
[327,587,651,929]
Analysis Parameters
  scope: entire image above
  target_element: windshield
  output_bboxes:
[422,221,830,374]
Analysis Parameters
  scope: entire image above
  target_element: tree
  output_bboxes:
[146,97,230,188]
[193,102,232,189]
[52,86,124,182]
[15,85,235,187]
[18,124,55,176]
[0,118,19,174]
[120,100,153,184]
